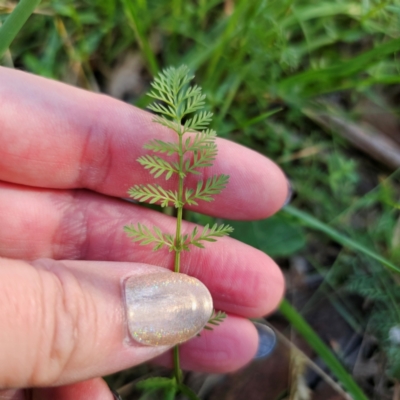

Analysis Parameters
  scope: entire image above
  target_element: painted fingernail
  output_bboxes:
[254,323,277,359]
[124,272,213,346]
[111,389,122,400]
[283,179,293,207]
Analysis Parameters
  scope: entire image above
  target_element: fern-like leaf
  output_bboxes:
[184,111,213,132]
[151,115,182,134]
[186,223,234,248]
[148,65,192,104]
[177,86,206,119]
[147,102,176,119]
[184,129,216,153]
[185,174,229,205]
[197,310,227,335]
[126,66,231,372]
[147,65,210,126]
[137,155,179,180]
[143,139,180,156]
[204,310,227,330]
[128,184,179,207]
[184,146,218,175]
[124,223,174,251]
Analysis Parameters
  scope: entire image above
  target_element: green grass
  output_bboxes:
[0,0,41,57]
[2,0,400,397]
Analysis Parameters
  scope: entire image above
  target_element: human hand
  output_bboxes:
[0,67,288,399]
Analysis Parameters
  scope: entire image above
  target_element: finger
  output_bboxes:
[0,258,261,388]
[155,315,259,373]
[0,182,284,317]
[0,67,288,220]
[0,258,169,388]
[32,378,114,400]
[0,389,23,400]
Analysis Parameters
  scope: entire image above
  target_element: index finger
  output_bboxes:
[0,67,288,220]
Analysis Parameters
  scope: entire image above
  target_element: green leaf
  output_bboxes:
[151,115,182,133]
[137,154,178,180]
[147,65,210,125]
[204,310,226,330]
[184,145,217,175]
[180,92,206,117]
[147,102,176,119]
[178,383,201,400]
[228,213,306,257]
[143,139,180,156]
[185,174,230,204]
[184,110,213,132]
[184,129,216,153]
[124,223,173,251]
[128,184,179,207]
[148,65,192,108]
[136,377,176,391]
[186,223,234,248]
[164,384,178,400]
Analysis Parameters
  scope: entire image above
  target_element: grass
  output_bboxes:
[2,0,400,398]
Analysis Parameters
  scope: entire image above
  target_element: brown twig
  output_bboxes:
[304,108,400,170]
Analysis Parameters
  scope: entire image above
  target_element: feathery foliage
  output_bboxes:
[137,154,179,180]
[124,223,174,251]
[203,310,227,331]
[143,139,180,156]
[124,66,232,389]
[127,184,179,207]
[185,175,229,205]
[182,224,234,250]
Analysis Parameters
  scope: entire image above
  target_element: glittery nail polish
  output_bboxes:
[124,272,213,346]
[253,322,276,359]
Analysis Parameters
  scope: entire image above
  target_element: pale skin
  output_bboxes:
[0,67,287,400]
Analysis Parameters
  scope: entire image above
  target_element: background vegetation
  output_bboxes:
[2,0,400,398]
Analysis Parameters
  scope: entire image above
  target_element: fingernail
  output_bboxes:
[283,178,293,207]
[124,272,213,346]
[111,389,122,400]
[253,323,277,359]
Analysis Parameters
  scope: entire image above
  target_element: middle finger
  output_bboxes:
[0,181,284,318]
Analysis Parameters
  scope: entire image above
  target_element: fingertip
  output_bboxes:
[259,255,286,316]
[33,378,114,400]
[211,140,290,220]
[198,243,285,318]
[182,316,259,372]
[155,316,259,373]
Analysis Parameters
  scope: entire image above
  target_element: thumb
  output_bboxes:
[0,258,212,388]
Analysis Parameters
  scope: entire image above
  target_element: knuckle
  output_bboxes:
[51,191,89,260]
[28,259,97,386]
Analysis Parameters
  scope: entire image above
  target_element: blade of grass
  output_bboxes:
[279,299,368,400]
[120,0,158,76]
[283,205,400,274]
[239,108,283,129]
[205,0,250,82]
[278,36,400,99]
[0,0,41,58]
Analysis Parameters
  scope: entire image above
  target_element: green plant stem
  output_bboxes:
[174,234,181,273]
[280,299,368,400]
[173,346,182,384]
[174,133,185,273]
[0,0,41,59]
[172,127,185,384]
